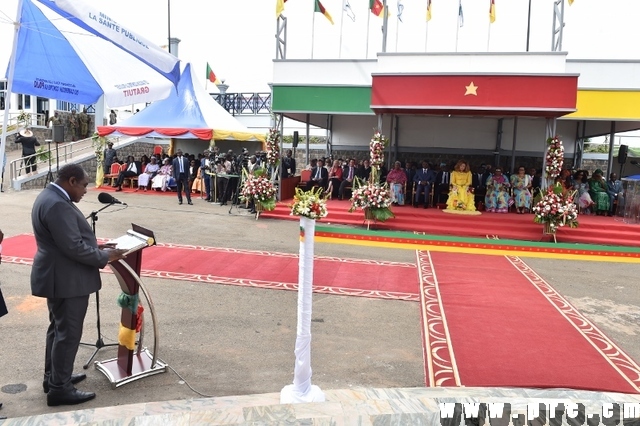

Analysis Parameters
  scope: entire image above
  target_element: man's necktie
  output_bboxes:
[179,158,184,173]
[348,167,353,180]
[316,168,320,179]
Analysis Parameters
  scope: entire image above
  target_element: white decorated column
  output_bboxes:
[280,215,325,403]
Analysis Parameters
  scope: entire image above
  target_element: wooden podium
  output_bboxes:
[95,224,167,388]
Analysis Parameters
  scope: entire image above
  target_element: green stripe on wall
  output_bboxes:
[272,86,373,114]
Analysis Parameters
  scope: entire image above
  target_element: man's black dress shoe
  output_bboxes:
[188,200,193,205]
[43,373,87,393]
[47,388,95,407]
[178,201,183,205]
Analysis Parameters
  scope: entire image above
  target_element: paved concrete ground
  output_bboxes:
[0,187,639,420]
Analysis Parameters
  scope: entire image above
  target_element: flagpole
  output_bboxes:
[311,12,316,59]
[339,0,345,58]
[381,0,388,53]
[425,22,429,52]
[487,24,491,51]
[0,0,24,193]
[366,7,371,58]
[395,13,399,52]
[455,0,461,52]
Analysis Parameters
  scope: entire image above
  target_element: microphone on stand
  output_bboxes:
[98,192,127,206]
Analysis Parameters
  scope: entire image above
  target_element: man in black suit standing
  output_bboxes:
[305,158,328,191]
[173,149,192,205]
[31,164,126,407]
[113,155,141,191]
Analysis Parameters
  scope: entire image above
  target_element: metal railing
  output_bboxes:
[210,92,271,116]
[0,112,47,131]
[8,137,105,181]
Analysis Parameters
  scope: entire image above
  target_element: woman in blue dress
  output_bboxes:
[510,166,532,214]
[485,167,511,213]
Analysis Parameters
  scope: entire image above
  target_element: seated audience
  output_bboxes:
[356,159,372,182]
[573,170,594,213]
[137,156,159,191]
[485,167,511,213]
[413,160,435,208]
[607,172,623,215]
[151,158,173,192]
[326,159,343,199]
[510,166,532,214]
[305,159,328,191]
[339,159,357,200]
[445,160,476,212]
[386,161,407,205]
[113,155,141,191]
[588,169,610,215]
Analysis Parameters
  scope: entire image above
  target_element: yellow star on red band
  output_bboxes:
[465,82,478,96]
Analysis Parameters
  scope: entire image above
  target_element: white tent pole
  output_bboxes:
[0,0,24,193]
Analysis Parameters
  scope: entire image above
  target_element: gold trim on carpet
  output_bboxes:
[442,209,482,216]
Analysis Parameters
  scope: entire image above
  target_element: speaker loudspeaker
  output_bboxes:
[618,144,629,164]
[52,125,64,143]
[292,131,299,148]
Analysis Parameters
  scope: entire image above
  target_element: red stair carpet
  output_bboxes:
[262,199,640,247]
[418,251,640,393]
[1,235,418,301]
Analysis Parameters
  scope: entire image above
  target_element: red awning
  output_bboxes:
[371,74,579,117]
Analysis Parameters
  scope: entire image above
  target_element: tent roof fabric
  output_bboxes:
[9,0,180,106]
[98,63,265,142]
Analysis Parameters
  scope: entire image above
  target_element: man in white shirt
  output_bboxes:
[114,155,140,191]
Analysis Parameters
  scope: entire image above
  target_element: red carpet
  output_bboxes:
[262,199,640,247]
[1,235,418,301]
[418,251,640,393]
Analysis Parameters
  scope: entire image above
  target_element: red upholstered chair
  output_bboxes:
[105,162,121,186]
[153,145,163,156]
[297,169,311,189]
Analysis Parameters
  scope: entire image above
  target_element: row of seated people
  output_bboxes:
[387,160,541,213]
[555,169,621,216]
[301,157,545,214]
[303,158,380,199]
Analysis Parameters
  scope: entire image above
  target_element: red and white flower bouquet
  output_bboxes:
[545,136,564,179]
[533,184,578,232]
[240,174,277,211]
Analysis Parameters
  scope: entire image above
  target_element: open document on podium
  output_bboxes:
[108,230,155,256]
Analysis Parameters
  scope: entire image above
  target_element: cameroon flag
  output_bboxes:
[276,0,288,18]
[315,0,334,24]
[370,0,384,17]
[489,0,495,23]
[206,63,220,85]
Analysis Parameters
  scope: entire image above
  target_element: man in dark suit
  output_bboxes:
[338,158,357,200]
[31,164,126,407]
[413,160,436,208]
[356,159,372,181]
[404,161,416,201]
[305,158,328,191]
[435,165,451,205]
[113,155,141,191]
[173,149,192,205]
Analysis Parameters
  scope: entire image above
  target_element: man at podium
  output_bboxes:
[31,164,127,407]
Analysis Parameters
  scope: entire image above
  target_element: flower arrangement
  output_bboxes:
[240,174,277,211]
[533,183,578,233]
[265,128,281,167]
[369,131,388,168]
[290,187,328,220]
[348,130,395,223]
[545,136,564,179]
[348,177,395,222]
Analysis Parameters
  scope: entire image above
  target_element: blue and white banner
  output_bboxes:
[7,0,180,107]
